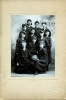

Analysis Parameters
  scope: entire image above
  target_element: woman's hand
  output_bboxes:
[32,55,38,61]
[17,63,19,66]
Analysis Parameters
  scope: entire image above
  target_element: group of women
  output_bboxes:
[14,19,52,75]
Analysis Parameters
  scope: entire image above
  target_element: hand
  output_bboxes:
[32,55,38,61]
[37,59,39,61]
[17,63,19,66]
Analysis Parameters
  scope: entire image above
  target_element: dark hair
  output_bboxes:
[35,21,39,25]
[19,31,26,38]
[42,22,47,25]
[22,24,26,28]
[44,29,51,37]
[27,19,32,25]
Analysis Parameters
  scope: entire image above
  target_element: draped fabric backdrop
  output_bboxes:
[11,15,55,63]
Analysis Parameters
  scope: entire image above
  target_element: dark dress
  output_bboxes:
[19,30,28,42]
[28,34,37,43]
[37,37,46,44]
[35,47,48,72]
[45,37,52,64]
[28,42,38,56]
[14,42,35,74]
[26,26,33,44]
[35,27,41,37]
[14,38,34,73]
[43,28,51,36]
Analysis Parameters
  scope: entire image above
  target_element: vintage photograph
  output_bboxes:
[11,15,55,76]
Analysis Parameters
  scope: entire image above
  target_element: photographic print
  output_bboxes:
[11,15,55,76]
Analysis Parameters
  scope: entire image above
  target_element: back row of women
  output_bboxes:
[14,19,52,75]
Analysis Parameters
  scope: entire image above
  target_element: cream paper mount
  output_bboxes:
[0,0,66,100]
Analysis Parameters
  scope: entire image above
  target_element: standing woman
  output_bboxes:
[35,21,41,38]
[42,22,51,34]
[26,19,32,37]
[44,30,52,66]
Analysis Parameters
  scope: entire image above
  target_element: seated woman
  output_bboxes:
[34,40,48,74]
[14,41,35,74]
[14,31,27,64]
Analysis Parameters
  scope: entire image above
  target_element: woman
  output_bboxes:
[14,41,35,74]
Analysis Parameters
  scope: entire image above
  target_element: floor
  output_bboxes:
[11,63,55,77]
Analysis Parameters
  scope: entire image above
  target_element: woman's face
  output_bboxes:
[43,24,47,29]
[31,29,35,34]
[23,26,27,31]
[39,43,44,48]
[40,32,44,37]
[22,33,26,38]
[22,42,26,48]
[46,32,49,37]
[35,23,39,28]
[32,39,36,43]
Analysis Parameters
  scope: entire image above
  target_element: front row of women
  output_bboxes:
[14,29,51,75]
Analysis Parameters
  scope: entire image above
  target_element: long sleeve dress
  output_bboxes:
[35,47,48,72]
[14,44,35,74]
[45,37,52,64]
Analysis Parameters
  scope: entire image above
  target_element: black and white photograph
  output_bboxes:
[11,15,55,76]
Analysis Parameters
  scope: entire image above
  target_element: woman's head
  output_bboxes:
[27,19,32,26]
[21,32,26,38]
[21,41,27,48]
[42,22,47,29]
[39,41,45,48]
[44,30,51,37]
[22,24,27,31]
[35,21,39,28]
[31,28,35,34]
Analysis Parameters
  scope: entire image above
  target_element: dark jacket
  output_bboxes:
[28,42,38,55]
[14,45,34,73]
[35,27,41,37]
[35,47,48,71]
[45,37,52,63]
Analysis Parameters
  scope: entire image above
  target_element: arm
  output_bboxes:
[48,37,52,47]
[38,49,47,62]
